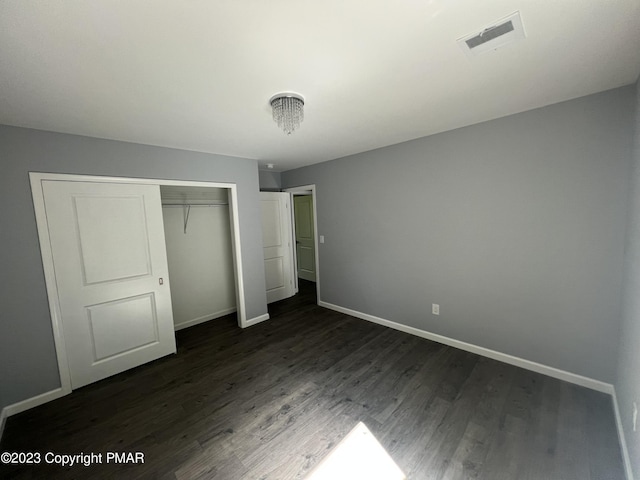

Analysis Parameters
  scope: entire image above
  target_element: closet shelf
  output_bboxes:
[161,202,228,207]
[161,203,229,234]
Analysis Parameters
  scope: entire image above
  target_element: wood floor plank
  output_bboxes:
[514,375,561,480]
[586,393,626,480]
[0,280,625,479]
[551,383,593,480]
[439,359,516,479]
[409,353,505,478]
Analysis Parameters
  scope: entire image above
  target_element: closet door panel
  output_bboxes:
[42,180,176,389]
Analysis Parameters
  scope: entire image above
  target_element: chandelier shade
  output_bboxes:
[270,93,304,135]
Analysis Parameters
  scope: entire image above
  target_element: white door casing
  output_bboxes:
[294,195,316,282]
[260,192,295,304]
[42,180,177,389]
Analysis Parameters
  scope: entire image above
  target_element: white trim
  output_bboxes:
[227,185,248,327]
[319,301,614,394]
[244,313,270,327]
[283,185,321,302]
[173,307,237,331]
[287,194,300,294]
[29,175,74,396]
[29,172,239,189]
[28,172,248,393]
[0,388,69,442]
[612,389,635,480]
[284,193,297,298]
[0,407,6,441]
[3,388,68,417]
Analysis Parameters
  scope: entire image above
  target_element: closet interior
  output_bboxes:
[160,185,236,331]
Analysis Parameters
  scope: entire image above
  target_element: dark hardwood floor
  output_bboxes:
[1,280,625,479]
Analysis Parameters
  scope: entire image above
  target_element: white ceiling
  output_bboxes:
[1,1,639,172]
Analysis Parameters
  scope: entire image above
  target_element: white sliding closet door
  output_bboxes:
[42,180,176,389]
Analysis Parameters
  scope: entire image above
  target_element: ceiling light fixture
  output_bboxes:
[270,92,304,135]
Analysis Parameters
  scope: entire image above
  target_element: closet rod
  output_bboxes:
[161,203,229,207]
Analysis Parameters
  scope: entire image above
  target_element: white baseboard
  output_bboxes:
[174,307,237,331]
[612,389,635,480]
[244,313,270,327]
[0,407,6,441]
[319,301,613,394]
[0,387,68,443]
[4,387,68,417]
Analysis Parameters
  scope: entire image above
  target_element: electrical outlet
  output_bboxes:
[633,402,638,432]
[432,304,440,315]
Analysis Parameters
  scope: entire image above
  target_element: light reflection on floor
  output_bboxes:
[305,422,406,480]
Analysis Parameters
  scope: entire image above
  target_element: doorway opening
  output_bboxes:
[293,194,316,283]
[160,185,237,331]
[284,185,321,303]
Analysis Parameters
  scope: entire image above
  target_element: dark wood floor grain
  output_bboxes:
[0,280,625,479]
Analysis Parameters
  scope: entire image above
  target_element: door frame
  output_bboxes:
[283,185,320,302]
[30,172,248,396]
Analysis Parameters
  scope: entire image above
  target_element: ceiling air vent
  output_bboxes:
[457,12,525,58]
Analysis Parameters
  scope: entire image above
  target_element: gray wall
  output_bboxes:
[283,86,635,383]
[0,125,268,411]
[259,170,282,190]
[617,77,640,478]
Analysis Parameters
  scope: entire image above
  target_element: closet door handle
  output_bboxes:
[159,278,164,285]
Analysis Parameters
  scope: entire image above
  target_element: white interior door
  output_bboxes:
[42,180,176,389]
[294,195,316,282]
[260,192,294,303]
